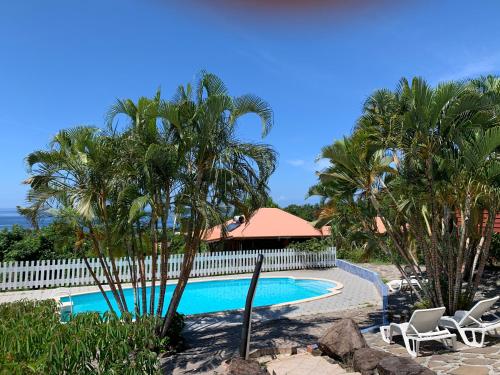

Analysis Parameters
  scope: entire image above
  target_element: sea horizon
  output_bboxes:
[0,208,52,229]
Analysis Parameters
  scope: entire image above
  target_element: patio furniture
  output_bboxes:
[438,296,500,348]
[386,266,424,298]
[386,277,422,293]
[380,307,456,357]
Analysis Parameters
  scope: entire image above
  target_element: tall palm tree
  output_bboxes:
[160,72,277,336]
[107,91,181,316]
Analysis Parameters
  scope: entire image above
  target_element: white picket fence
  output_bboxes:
[0,247,336,291]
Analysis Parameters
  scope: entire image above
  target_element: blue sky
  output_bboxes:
[1,0,500,208]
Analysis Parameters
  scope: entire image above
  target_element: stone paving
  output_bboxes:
[163,306,379,374]
[265,353,359,375]
[356,263,401,281]
[359,263,500,374]
[164,268,382,374]
[166,265,500,374]
[364,331,500,375]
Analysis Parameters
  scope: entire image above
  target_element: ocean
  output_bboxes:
[0,208,52,230]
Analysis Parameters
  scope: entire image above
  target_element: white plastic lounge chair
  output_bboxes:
[380,307,456,357]
[438,296,500,348]
[386,277,422,293]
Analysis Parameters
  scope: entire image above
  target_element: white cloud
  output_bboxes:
[287,159,306,167]
[286,157,330,172]
[437,54,500,82]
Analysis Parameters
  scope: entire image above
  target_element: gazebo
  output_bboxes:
[202,207,331,251]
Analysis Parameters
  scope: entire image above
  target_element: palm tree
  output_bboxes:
[160,72,277,336]
[312,77,500,313]
[25,127,129,314]
[16,204,43,231]
[106,91,181,316]
[23,71,277,332]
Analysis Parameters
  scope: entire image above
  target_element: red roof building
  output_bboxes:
[376,211,500,234]
[456,211,500,234]
[203,207,331,251]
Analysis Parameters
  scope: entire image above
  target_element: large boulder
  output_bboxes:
[226,357,267,375]
[318,318,368,360]
[352,347,393,375]
[377,356,436,375]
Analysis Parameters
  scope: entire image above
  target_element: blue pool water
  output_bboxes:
[64,277,337,316]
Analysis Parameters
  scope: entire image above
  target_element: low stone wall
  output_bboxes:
[336,260,389,325]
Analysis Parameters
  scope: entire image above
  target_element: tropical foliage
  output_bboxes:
[0,221,88,262]
[282,203,320,221]
[22,71,276,336]
[0,299,184,374]
[490,232,500,265]
[286,237,331,252]
[311,76,500,314]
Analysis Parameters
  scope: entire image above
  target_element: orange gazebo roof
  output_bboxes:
[203,207,331,243]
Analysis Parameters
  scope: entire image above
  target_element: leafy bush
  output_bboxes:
[286,236,391,263]
[336,246,365,262]
[0,300,184,374]
[336,244,392,264]
[0,221,89,262]
[282,204,320,222]
[489,233,500,266]
[287,237,332,252]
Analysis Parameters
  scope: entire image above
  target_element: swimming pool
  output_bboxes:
[62,277,340,316]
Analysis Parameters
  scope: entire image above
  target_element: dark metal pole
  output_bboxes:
[240,253,264,360]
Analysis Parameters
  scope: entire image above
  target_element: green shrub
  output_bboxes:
[336,246,365,262]
[0,300,184,374]
[282,204,320,221]
[490,233,500,264]
[0,221,90,262]
[287,237,332,252]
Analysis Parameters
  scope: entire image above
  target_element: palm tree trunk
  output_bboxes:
[430,208,445,308]
[453,193,471,312]
[443,206,455,314]
[108,254,129,312]
[127,232,140,317]
[83,256,115,313]
[157,189,171,316]
[160,236,199,338]
[406,214,437,305]
[149,215,159,315]
[467,208,496,301]
[89,227,126,313]
[136,222,148,315]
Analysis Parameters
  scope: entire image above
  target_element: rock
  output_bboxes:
[226,357,267,375]
[318,318,368,360]
[377,356,436,375]
[352,347,393,374]
[266,353,350,375]
[449,366,489,375]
